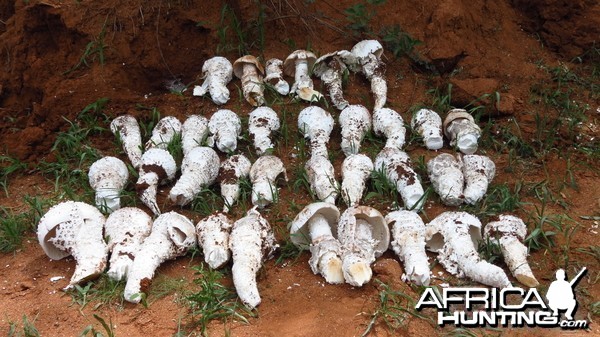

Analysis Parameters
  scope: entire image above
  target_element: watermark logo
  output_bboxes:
[415,267,589,329]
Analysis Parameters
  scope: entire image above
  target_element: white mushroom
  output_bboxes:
[313,51,352,110]
[289,202,344,284]
[284,50,323,102]
[88,156,129,213]
[427,153,464,206]
[372,107,406,150]
[37,201,108,289]
[229,207,277,309]
[460,154,495,205]
[341,154,373,207]
[196,213,233,269]
[347,40,387,110]
[339,105,371,156]
[250,155,288,208]
[110,115,143,169]
[443,109,481,154]
[124,211,196,303]
[483,215,539,287]
[264,58,289,95]
[207,109,242,153]
[169,147,220,206]
[249,107,280,155]
[305,155,339,205]
[425,211,511,288]
[136,148,177,215]
[298,106,334,158]
[104,207,153,281]
[181,115,209,157]
[410,108,444,150]
[144,116,182,150]
[233,55,265,107]
[219,154,252,213]
[385,210,430,285]
[374,148,425,211]
[192,56,233,105]
[337,206,390,286]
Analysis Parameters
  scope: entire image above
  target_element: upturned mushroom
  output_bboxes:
[196,213,233,269]
[284,50,323,102]
[169,147,220,206]
[181,115,209,157]
[425,211,511,288]
[249,107,280,155]
[341,154,373,207]
[347,40,387,110]
[124,211,196,303]
[289,202,344,284]
[374,148,425,211]
[207,109,242,153]
[313,51,352,110]
[144,116,182,150]
[306,155,339,205]
[484,215,539,287]
[460,154,495,205]
[110,115,143,169]
[219,154,252,213]
[385,210,430,285]
[104,207,153,281]
[229,207,277,309]
[298,106,334,158]
[427,153,464,206]
[88,156,129,213]
[250,155,288,208]
[337,206,390,286]
[339,105,372,156]
[443,109,481,154]
[37,201,108,289]
[136,148,177,215]
[372,108,406,150]
[192,56,233,105]
[411,108,444,150]
[264,58,289,95]
[233,55,265,106]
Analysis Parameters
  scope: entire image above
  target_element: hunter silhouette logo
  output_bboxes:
[415,267,589,329]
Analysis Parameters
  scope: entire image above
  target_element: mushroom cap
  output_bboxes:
[202,56,233,76]
[140,148,177,182]
[424,211,482,253]
[283,50,317,77]
[289,202,340,247]
[88,156,129,189]
[297,106,334,138]
[313,51,348,77]
[233,55,265,79]
[443,108,475,130]
[342,206,390,257]
[351,40,383,59]
[484,214,527,241]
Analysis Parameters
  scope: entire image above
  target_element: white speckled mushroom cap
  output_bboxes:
[289,202,340,247]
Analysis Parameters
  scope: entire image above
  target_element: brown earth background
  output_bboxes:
[0,0,599,336]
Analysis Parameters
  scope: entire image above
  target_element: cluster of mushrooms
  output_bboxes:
[36,40,538,311]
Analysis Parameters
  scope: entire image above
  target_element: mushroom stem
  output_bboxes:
[460,154,495,205]
[374,148,425,211]
[264,58,289,95]
[196,213,232,269]
[169,147,220,206]
[386,210,430,285]
[411,109,444,150]
[444,109,481,154]
[219,155,252,213]
[342,219,376,287]
[307,214,344,283]
[250,155,287,208]
[145,116,182,150]
[249,107,280,155]
[208,109,242,153]
[341,154,373,207]
[110,115,143,169]
[427,153,464,206]
[137,172,161,215]
[321,68,347,110]
[182,115,209,157]
[241,63,265,106]
[306,155,339,204]
[193,56,232,105]
[373,108,406,150]
[339,105,371,156]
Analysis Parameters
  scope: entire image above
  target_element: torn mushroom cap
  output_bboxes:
[427,153,464,206]
[196,213,233,269]
[443,109,481,154]
[249,107,281,155]
[372,108,406,150]
[289,202,344,284]
[219,154,252,213]
[306,155,339,205]
[264,58,289,95]
[233,55,265,107]
[136,148,177,215]
[410,108,444,150]
[385,210,430,286]
[374,147,425,211]
[182,115,209,157]
[313,51,350,110]
[460,154,495,205]
[105,207,153,281]
[349,40,387,110]
[144,116,182,150]
[341,154,374,207]
[37,201,108,288]
[351,40,383,62]
[110,115,143,169]
[284,50,323,102]
[208,109,242,153]
[298,106,334,158]
[484,215,539,287]
[339,105,372,156]
[169,147,220,206]
[193,56,233,105]
[88,156,129,213]
[250,155,288,208]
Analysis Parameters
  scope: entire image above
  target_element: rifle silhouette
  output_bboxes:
[569,267,587,287]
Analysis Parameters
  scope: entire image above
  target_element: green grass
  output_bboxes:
[459,182,523,222]
[0,155,27,196]
[64,21,108,75]
[79,314,115,337]
[0,207,31,253]
[68,274,126,311]
[7,314,40,337]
